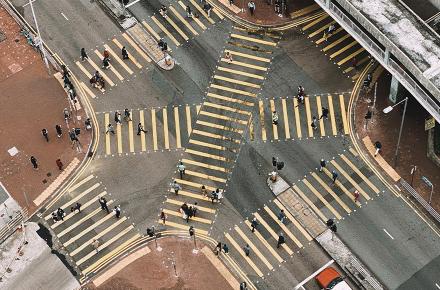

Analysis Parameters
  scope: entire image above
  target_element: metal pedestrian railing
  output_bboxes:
[401,179,440,224]
[0,208,28,244]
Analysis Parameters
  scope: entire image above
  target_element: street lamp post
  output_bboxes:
[28,0,50,74]
[382,97,408,168]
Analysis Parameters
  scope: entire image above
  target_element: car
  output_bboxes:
[315,267,352,290]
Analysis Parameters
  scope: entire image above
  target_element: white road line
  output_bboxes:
[294,260,334,289]
[383,228,394,240]
[23,0,36,7]
[60,12,69,20]
[126,0,141,8]
[435,283,440,289]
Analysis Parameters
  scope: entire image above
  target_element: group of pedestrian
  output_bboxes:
[179,202,198,222]
[213,241,229,256]
[61,65,78,105]
[51,207,66,222]
[106,109,139,135]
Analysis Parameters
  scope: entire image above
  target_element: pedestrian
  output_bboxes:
[99,197,110,213]
[124,108,131,122]
[30,156,38,169]
[222,243,229,254]
[80,48,88,61]
[121,46,129,59]
[272,156,278,167]
[102,57,110,69]
[64,108,70,122]
[106,124,115,135]
[248,1,256,15]
[69,129,79,144]
[57,207,65,221]
[225,51,233,63]
[56,158,63,170]
[332,170,338,184]
[297,94,304,105]
[160,210,167,224]
[91,239,100,253]
[114,205,121,218]
[177,161,186,179]
[203,2,212,17]
[172,180,181,195]
[311,116,318,130]
[278,209,286,223]
[193,202,198,217]
[61,64,70,78]
[186,5,193,18]
[214,242,222,255]
[250,217,258,233]
[114,111,122,125]
[201,185,208,197]
[320,107,329,120]
[319,158,326,172]
[229,0,233,5]
[137,123,147,135]
[158,38,168,52]
[240,282,248,290]
[272,111,279,125]
[63,75,72,88]
[51,212,59,223]
[277,233,285,248]
[353,190,360,203]
[160,5,168,18]
[243,244,250,256]
[103,49,110,60]
[55,124,63,137]
[71,202,81,213]
[374,141,382,157]
[42,128,49,142]
[85,118,92,131]
[352,57,358,70]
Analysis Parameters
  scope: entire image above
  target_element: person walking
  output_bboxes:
[320,107,329,120]
[203,2,212,17]
[30,156,38,169]
[311,116,318,130]
[56,159,63,171]
[374,141,382,157]
[80,48,88,61]
[114,206,121,218]
[137,123,147,135]
[319,158,326,172]
[272,111,279,125]
[99,197,110,213]
[106,124,115,135]
[103,49,110,60]
[201,185,208,197]
[240,282,248,290]
[225,51,233,63]
[250,217,258,233]
[102,57,110,69]
[124,108,131,122]
[248,1,256,15]
[85,118,92,131]
[91,239,100,253]
[42,128,49,142]
[222,243,229,254]
[214,242,222,256]
[177,161,186,179]
[160,210,167,224]
[172,180,181,195]
[278,209,286,223]
[332,170,338,184]
[186,5,193,18]
[55,124,63,138]
[71,202,81,213]
[114,111,122,125]
[160,5,168,17]
[121,46,129,60]
[277,233,285,248]
[243,244,251,256]
[353,190,360,203]
[57,208,65,221]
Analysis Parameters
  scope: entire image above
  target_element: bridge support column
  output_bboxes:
[389,75,399,103]
[325,0,330,8]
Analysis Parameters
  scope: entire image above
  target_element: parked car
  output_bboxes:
[315,267,352,290]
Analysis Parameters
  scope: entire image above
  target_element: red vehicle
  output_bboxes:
[315,267,352,290]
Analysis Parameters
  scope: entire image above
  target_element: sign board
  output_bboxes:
[421,176,433,187]
[425,117,436,131]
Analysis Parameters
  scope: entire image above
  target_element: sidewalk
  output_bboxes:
[84,236,237,290]
[0,7,91,215]
[354,71,440,212]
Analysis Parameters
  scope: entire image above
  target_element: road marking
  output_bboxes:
[196,105,201,114]
[178,1,206,30]
[185,169,227,183]
[189,0,215,24]
[23,0,36,7]
[163,208,212,224]
[316,27,344,45]
[244,220,283,263]
[339,94,349,134]
[212,7,224,19]
[80,82,96,99]
[75,60,93,79]
[221,58,267,71]
[264,206,303,248]
[67,174,95,194]
[340,154,380,193]
[259,101,267,141]
[199,110,247,125]
[225,233,264,277]
[169,6,198,36]
[112,39,142,69]
[311,173,352,212]
[213,75,260,89]
[64,212,114,247]
[174,107,181,148]
[281,98,290,139]
[61,12,69,21]
[128,112,134,153]
[330,40,357,59]
[168,188,211,202]
[293,185,327,221]
[273,199,312,241]
[316,96,325,136]
[93,48,124,80]
[330,160,370,200]
[164,11,189,41]
[186,148,227,162]
[151,109,158,150]
[383,228,394,240]
[217,66,264,80]
[207,93,254,107]
[337,47,365,66]
[230,33,276,46]
[105,114,111,155]
[173,179,220,192]
[291,3,320,18]
[189,139,229,151]
[303,15,330,32]
[293,98,302,138]
[210,84,257,97]
[86,58,115,86]
[294,260,334,289]
[204,102,251,115]
[139,110,146,151]
[126,0,141,8]
[141,20,161,40]
[234,226,273,270]
[343,56,370,74]
[436,283,440,289]
[196,120,243,134]
[321,167,360,206]
[162,108,169,149]
[182,158,226,172]
[166,198,214,212]
[328,95,337,135]
[104,44,134,74]
[253,212,293,255]
[224,49,270,62]
[322,34,350,52]
[305,97,313,137]
[162,220,209,235]
[270,100,278,140]
[151,16,180,46]
[117,124,122,154]
[186,105,192,137]
[121,33,152,62]
[193,129,241,144]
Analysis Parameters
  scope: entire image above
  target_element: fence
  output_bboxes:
[0,208,28,244]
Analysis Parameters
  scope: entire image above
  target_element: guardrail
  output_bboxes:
[0,208,28,244]
[313,0,440,123]
[348,257,384,290]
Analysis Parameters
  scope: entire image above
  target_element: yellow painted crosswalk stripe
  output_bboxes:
[339,94,349,134]
[244,220,283,263]
[270,100,278,140]
[86,58,115,86]
[162,220,209,235]
[328,95,337,135]
[281,99,290,139]
[196,120,244,134]
[204,102,251,115]
[189,139,229,151]
[68,174,95,193]
[273,199,312,241]
[231,33,276,46]
[199,110,248,125]
[303,15,330,32]
[340,154,379,193]
[196,105,201,114]
[186,105,192,137]
[292,3,320,18]
[311,173,352,212]
[253,212,293,255]
[293,98,302,138]
[80,82,96,99]
[225,233,264,277]
[169,6,198,36]
[213,75,260,89]
[75,60,93,79]
[178,1,206,30]
[182,158,226,172]
[330,160,370,200]
[259,101,267,141]
[163,209,212,224]
[212,7,224,19]
[189,0,215,24]
[151,109,158,150]
[316,96,325,137]
[218,66,264,80]
[193,129,241,144]
[93,48,126,82]
[166,198,215,212]
[224,49,270,62]
[164,12,189,41]
[305,97,313,137]
[104,44,134,75]
[128,113,134,153]
[168,188,211,202]
[105,113,111,155]
[121,33,152,62]
[139,110,146,151]
[337,47,365,66]
[315,27,344,45]
[292,185,327,221]
[343,56,370,74]
[186,148,227,162]
[141,20,160,40]
[112,39,142,69]
[210,84,257,97]
[163,108,170,149]
[117,124,122,154]
[303,179,341,219]
[174,107,181,148]
[330,41,357,59]
[185,169,227,183]
[221,58,267,71]
[151,16,181,46]
[264,206,303,248]
[63,213,114,247]
[322,167,360,206]
[234,226,273,270]
[207,93,254,107]
[322,34,350,52]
